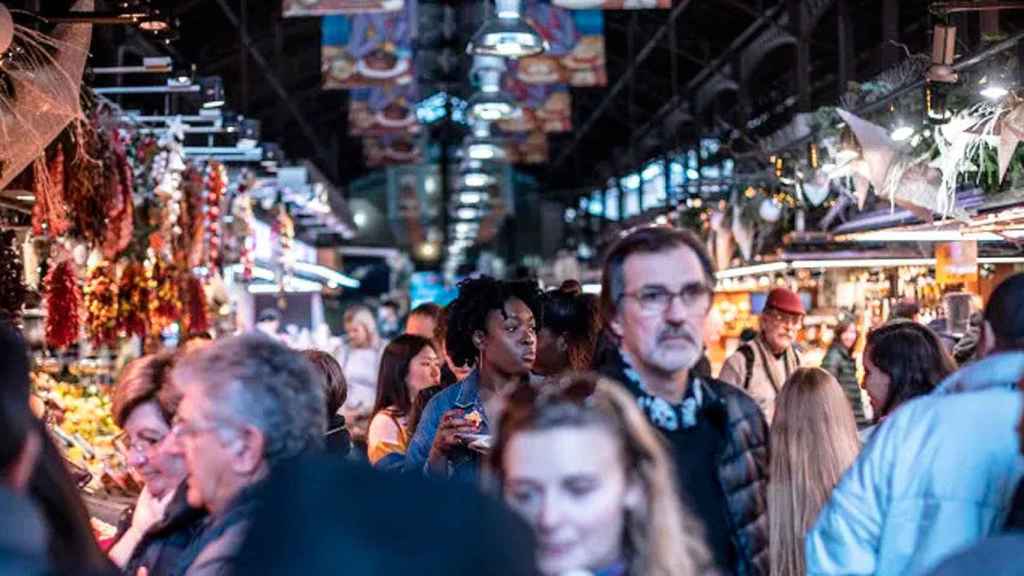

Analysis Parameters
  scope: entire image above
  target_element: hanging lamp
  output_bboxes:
[467,0,548,59]
[467,56,521,121]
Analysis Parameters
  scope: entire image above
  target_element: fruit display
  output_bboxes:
[31,371,138,496]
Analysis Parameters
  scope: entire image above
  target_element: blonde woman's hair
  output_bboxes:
[769,367,861,576]
[343,304,381,348]
[492,373,710,576]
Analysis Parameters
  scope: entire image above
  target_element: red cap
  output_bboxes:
[765,287,805,315]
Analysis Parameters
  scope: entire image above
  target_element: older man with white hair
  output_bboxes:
[167,333,325,576]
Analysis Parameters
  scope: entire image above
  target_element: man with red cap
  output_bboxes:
[719,287,805,423]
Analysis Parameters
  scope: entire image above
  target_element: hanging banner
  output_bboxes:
[936,240,979,286]
[503,131,549,165]
[552,0,669,8]
[283,0,403,16]
[515,4,606,87]
[365,134,423,166]
[497,80,571,133]
[321,6,416,89]
[349,86,420,135]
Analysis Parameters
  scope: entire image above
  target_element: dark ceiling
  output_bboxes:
[23,0,1024,203]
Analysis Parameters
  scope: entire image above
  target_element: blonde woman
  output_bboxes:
[769,367,860,576]
[338,304,385,432]
[492,373,711,576]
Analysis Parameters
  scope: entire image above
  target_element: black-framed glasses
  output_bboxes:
[619,283,712,314]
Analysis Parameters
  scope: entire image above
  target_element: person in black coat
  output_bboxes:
[820,320,868,427]
[303,350,352,457]
[234,455,538,575]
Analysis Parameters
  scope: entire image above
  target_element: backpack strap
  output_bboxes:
[737,344,755,391]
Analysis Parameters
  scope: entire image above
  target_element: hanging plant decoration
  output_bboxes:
[43,256,81,349]
[150,121,186,254]
[182,166,205,267]
[0,229,27,322]
[30,145,70,238]
[100,127,135,259]
[184,274,210,335]
[273,206,295,291]
[203,161,227,269]
[148,256,182,336]
[116,261,149,340]
[65,118,115,245]
[83,258,119,347]
[231,174,256,281]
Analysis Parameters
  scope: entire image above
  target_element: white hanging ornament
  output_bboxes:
[732,208,755,262]
[801,172,832,207]
[758,197,783,223]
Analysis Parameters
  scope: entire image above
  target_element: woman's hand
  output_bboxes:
[426,409,477,474]
[131,485,173,534]
[109,487,173,567]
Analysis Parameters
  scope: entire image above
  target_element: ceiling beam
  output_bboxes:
[213,0,335,180]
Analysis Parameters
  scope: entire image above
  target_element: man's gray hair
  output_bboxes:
[173,332,326,465]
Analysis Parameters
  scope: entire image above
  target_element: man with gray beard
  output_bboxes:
[596,226,769,576]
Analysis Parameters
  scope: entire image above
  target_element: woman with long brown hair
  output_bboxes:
[492,373,710,576]
[768,367,860,576]
[820,319,868,427]
[367,335,441,466]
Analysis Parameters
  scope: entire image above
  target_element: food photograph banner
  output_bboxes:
[496,80,572,134]
[283,0,404,16]
[364,134,423,166]
[321,6,416,89]
[348,86,421,135]
[516,3,606,87]
[551,0,669,9]
[503,131,549,165]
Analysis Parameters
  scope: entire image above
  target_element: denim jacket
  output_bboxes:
[403,369,488,483]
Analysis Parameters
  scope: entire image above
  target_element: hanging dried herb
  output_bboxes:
[184,274,209,335]
[65,119,110,245]
[181,166,205,266]
[100,129,135,258]
[117,261,149,340]
[148,258,181,336]
[43,258,81,349]
[0,230,27,322]
[30,146,70,238]
[204,161,226,268]
[84,260,119,348]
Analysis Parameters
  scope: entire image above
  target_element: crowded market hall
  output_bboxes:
[4,0,1024,575]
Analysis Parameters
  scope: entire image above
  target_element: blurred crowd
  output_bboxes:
[2,226,1024,576]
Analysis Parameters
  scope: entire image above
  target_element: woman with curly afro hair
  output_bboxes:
[403,275,543,481]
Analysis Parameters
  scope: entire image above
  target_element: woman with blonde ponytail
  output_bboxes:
[769,367,861,576]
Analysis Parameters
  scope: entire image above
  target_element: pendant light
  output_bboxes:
[462,120,507,162]
[467,0,548,59]
[468,56,521,121]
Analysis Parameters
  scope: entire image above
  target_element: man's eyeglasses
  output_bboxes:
[619,283,712,314]
[764,308,803,327]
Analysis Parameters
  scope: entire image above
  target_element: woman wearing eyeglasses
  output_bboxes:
[492,373,711,576]
[108,352,206,576]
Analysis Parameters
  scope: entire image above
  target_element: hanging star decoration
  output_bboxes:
[832,108,968,221]
[731,204,755,262]
[707,208,734,271]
